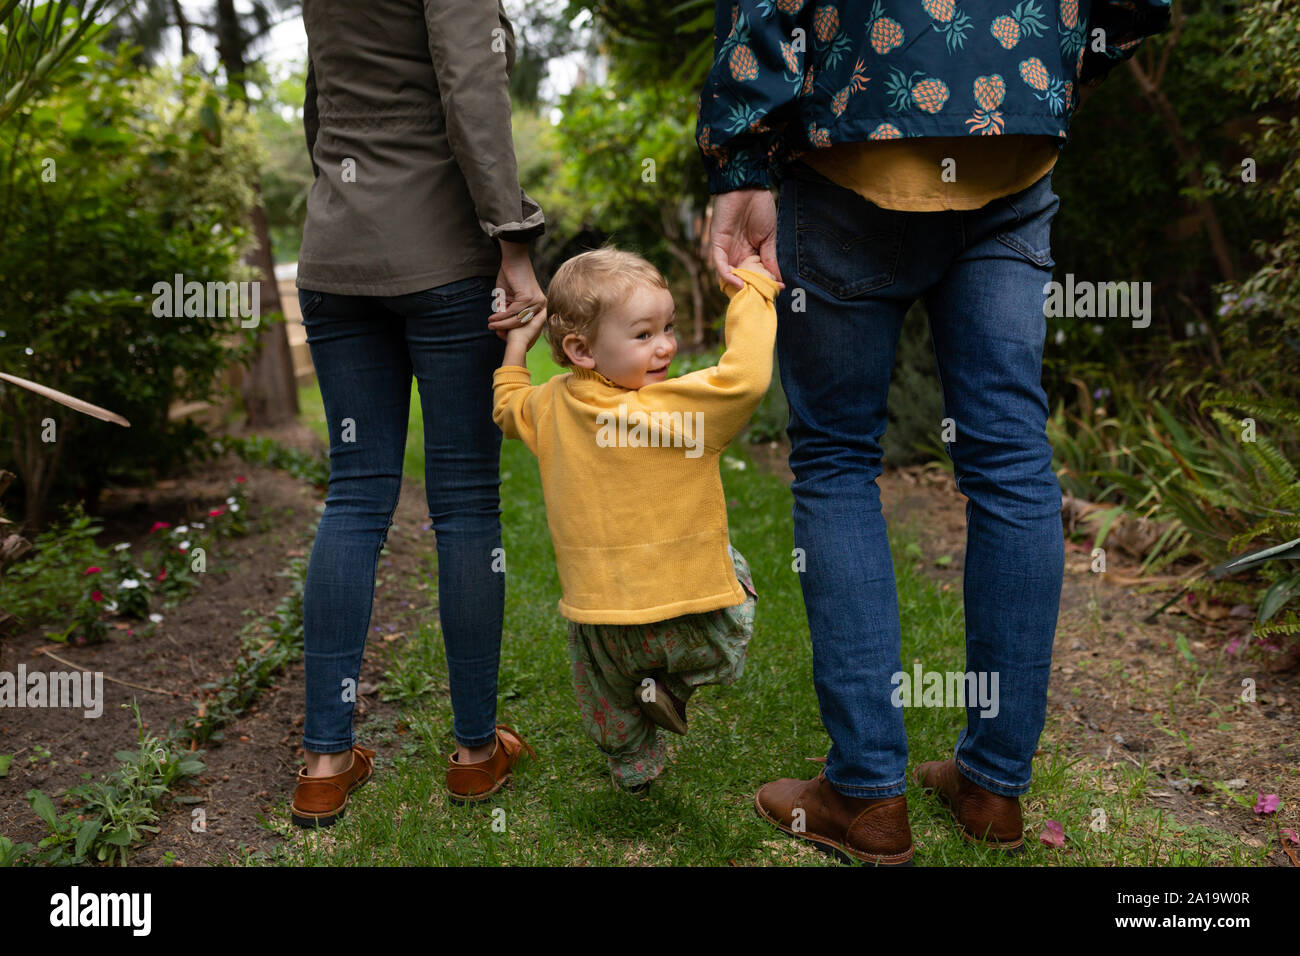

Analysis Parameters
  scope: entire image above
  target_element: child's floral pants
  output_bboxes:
[565,544,757,789]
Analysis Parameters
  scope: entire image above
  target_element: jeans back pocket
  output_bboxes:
[298,289,325,319]
[412,274,496,306]
[793,173,905,299]
[994,172,1060,269]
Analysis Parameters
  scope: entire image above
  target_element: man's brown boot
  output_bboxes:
[913,759,1024,851]
[755,768,913,866]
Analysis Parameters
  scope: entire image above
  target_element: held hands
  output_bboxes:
[734,253,776,284]
[489,239,548,345]
[710,188,785,293]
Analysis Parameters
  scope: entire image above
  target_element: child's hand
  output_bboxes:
[506,307,546,351]
[735,254,776,283]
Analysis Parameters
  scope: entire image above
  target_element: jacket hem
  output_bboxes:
[295,264,499,298]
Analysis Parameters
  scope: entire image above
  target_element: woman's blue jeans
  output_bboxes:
[297,275,505,753]
[775,161,1065,799]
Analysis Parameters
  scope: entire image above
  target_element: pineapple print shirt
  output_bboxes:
[696,0,1173,194]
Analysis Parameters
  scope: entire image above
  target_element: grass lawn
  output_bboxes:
[269,341,1256,866]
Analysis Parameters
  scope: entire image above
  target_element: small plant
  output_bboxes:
[218,435,329,488]
[0,503,109,630]
[17,700,206,866]
[185,553,308,745]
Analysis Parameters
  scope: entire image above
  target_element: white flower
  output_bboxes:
[149,613,164,624]
[225,496,236,504]
[120,578,140,589]
[105,601,119,612]
[179,541,190,551]
[176,525,189,534]
[229,503,240,512]
[193,522,205,529]
[114,542,131,551]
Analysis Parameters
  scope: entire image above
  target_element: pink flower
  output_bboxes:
[156,569,167,582]
[90,590,103,602]
[150,521,170,533]
[1225,637,1241,655]
[1040,820,1066,849]
[235,476,246,483]
[1281,829,1298,846]
[84,566,101,575]
[1254,792,1279,815]
[208,507,224,517]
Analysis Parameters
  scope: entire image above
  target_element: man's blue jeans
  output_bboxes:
[297,275,505,753]
[774,161,1065,799]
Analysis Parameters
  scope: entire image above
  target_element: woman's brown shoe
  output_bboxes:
[446,724,535,803]
[290,744,376,828]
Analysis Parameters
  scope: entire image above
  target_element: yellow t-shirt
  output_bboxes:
[798,134,1061,211]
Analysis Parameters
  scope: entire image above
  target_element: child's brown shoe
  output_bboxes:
[639,676,687,735]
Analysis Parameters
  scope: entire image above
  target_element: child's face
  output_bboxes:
[571,283,677,390]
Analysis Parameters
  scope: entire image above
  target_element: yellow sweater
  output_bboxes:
[492,267,779,625]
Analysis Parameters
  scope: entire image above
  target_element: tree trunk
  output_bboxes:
[215,0,299,426]
[171,0,190,57]
[239,188,299,426]
[1125,15,1238,285]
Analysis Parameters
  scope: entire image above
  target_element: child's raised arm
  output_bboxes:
[637,265,780,453]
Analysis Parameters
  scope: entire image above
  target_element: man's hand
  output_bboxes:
[710,188,784,293]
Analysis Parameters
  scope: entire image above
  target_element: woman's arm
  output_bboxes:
[422,0,545,244]
[303,55,320,179]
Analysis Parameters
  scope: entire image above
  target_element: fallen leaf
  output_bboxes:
[1040,820,1066,849]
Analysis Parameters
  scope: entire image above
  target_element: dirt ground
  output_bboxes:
[2,423,1295,866]
[0,420,427,864]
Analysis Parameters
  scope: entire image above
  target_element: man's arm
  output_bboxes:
[1078,0,1174,87]
[423,0,545,243]
[695,0,815,193]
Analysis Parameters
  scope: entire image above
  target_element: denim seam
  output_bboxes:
[824,770,907,797]
[954,753,1030,796]
[319,474,402,750]
[454,729,499,749]
[303,734,355,754]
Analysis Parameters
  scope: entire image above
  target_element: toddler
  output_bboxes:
[492,244,780,790]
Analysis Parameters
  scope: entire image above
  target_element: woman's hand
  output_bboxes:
[489,239,548,342]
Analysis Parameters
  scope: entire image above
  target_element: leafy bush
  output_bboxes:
[0,43,264,528]
[0,502,107,629]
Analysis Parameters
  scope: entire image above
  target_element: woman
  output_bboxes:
[288,0,546,827]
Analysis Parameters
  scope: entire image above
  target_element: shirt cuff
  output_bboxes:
[494,365,532,384]
[480,189,546,243]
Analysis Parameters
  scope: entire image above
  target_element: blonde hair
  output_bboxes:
[545,244,669,367]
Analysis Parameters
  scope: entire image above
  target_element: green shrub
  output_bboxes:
[0,44,265,528]
[0,501,107,629]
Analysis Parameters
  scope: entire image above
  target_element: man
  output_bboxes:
[697,0,1171,864]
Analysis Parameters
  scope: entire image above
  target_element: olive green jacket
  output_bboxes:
[297,0,546,296]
